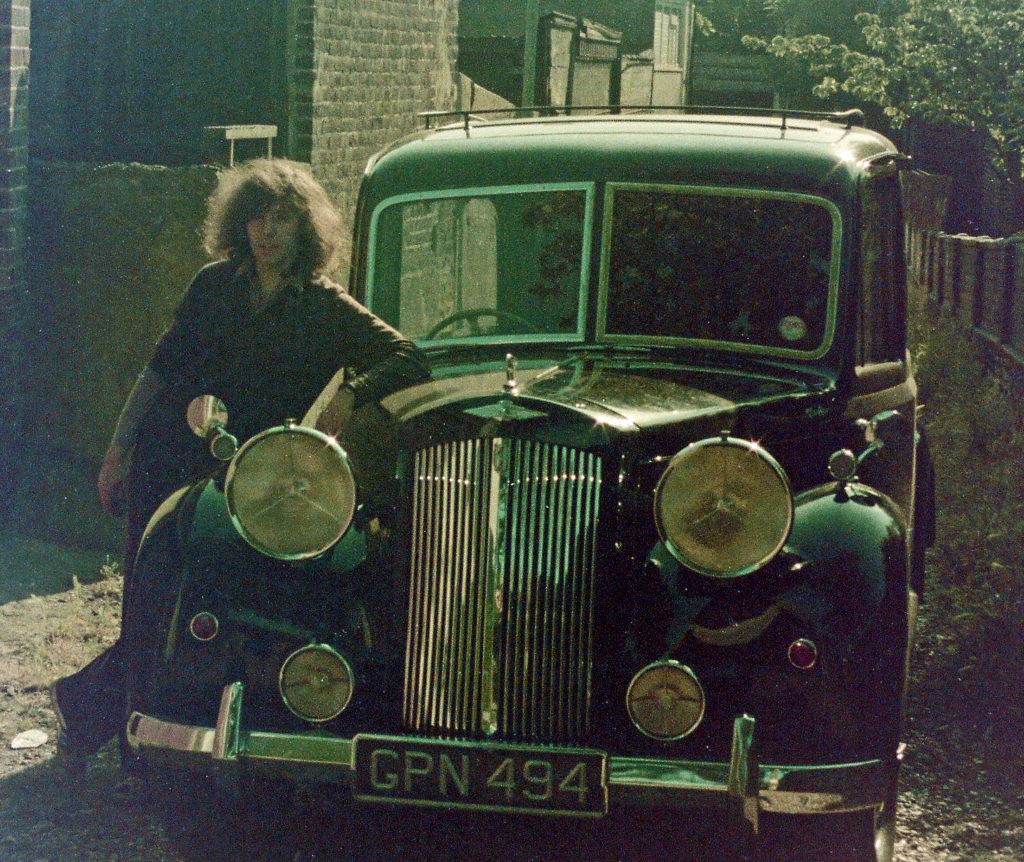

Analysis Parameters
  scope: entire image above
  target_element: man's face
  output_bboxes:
[247,202,301,272]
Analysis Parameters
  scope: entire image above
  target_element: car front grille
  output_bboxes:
[403,437,602,743]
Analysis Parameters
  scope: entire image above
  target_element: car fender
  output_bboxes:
[781,482,909,653]
[180,478,368,573]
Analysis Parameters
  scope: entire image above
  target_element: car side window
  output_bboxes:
[858,172,907,365]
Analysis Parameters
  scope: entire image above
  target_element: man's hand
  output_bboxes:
[98,445,129,517]
[315,386,356,437]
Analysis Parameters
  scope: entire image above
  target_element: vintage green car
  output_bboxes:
[125,108,934,861]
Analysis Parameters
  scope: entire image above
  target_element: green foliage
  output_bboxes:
[696,0,878,49]
[744,0,1024,173]
[694,0,778,48]
[911,311,1024,749]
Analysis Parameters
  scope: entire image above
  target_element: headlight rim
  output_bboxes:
[278,642,355,724]
[224,423,357,561]
[653,435,793,579]
[625,659,706,741]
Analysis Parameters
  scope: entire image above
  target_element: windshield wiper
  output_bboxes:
[567,343,654,356]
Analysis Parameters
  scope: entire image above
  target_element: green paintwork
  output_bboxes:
[356,115,896,377]
[360,116,896,211]
[789,482,908,574]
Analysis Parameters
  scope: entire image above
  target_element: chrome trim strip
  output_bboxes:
[211,681,243,761]
[244,731,354,767]
[127,709,887,815]
[481,437,503,735]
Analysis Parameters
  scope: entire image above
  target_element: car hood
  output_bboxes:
[382,353,830,434]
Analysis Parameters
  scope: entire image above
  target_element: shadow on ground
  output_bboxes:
[0,532,112,605]
[0,740,747,862]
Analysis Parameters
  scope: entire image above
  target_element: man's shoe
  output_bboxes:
[49,681,90,774]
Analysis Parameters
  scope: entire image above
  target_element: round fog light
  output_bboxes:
[827,449,857,481]
[626,660,706,741]
[189,611,219,642]
[788,638,819,670]
[279,644,354,723]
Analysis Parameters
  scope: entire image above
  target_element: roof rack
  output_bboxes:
[419,104,865,132]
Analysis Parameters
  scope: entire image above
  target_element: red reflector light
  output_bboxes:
[189,611,219,641]
[788,638,818,670]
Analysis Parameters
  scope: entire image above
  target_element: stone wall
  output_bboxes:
[306,0,459,279]
[16,162,218,549]
[0,0,29,518]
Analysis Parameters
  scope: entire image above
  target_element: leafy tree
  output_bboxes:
[694,0,778,48]
[695,1,878,49]
[743,0,1024,182]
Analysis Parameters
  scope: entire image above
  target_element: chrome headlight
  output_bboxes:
[626,660,705,740]
[225,422,357,560]
[654,436,792,578]
[279,644,354,723]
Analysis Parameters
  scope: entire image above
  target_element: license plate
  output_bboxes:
[353,735,608,817]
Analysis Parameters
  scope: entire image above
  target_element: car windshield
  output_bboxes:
[602,185,839,358]
[367,186,590,344]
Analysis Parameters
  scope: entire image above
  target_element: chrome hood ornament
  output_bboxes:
[503,353,518,393]
[464,353,545,422]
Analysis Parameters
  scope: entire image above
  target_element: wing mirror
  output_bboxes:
[827,409,904,483]
[186,395,238,461]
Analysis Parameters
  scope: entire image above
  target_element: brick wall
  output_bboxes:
[305,0,459,278]
[17,0,459,546]
[0,0,29,518]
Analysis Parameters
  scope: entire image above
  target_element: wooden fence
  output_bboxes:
[902,169,1024,360]
[907,226,1024,360]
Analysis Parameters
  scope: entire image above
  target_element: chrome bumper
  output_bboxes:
[127,683,889,820]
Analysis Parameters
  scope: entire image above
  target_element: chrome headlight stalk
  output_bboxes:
[654,436,793,578]
[225,420,357,560]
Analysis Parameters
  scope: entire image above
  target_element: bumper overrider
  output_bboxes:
[127,682,892,845]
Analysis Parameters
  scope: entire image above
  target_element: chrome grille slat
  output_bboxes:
[404,437,601,742]
[454,440,472,729]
